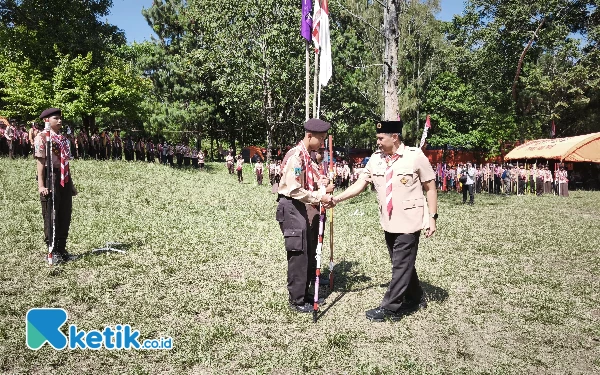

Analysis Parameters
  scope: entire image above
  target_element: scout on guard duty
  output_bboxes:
[34,108,78,262]
[276,118,334,313]
[333,120,438,322]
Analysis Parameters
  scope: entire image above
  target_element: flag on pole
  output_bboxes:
[312,0,332,87]
[550,120,556,138]
[301,0,312,41]
[312,0,321,51]
[419,115,431,148]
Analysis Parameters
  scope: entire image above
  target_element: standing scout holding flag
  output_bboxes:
[34,108,78,264]
[276,119,334,314]
[333,120,438,322]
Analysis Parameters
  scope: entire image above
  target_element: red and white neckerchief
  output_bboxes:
[50,132,71,187]
[384,152,401,217]
[298,141,314,192]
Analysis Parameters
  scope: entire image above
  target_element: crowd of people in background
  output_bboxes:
[435,162,570,201]
[0,119,575,199]
[0,120,212,170]
[0,120,35,159]
[262,156,571,201]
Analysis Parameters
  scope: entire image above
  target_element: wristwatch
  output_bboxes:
[430,213,438,220]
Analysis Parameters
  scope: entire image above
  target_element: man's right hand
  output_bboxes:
[39,187,49,196]
[320,193,332,204]
[320,194,336,208]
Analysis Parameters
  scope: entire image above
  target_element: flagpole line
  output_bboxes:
[317,83,322,119]
[305,40,310,122]
[313,50,319,119]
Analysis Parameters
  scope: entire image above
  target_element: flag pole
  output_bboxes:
[306,41,310,121]
[313,50,319,118]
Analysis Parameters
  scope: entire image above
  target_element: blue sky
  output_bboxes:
[107,0,467,44]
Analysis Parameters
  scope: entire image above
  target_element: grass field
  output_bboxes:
[1,157,599,374]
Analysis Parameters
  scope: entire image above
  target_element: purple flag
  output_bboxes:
[301,0,312,41]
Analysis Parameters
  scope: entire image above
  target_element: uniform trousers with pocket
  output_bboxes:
[276,196,318,305]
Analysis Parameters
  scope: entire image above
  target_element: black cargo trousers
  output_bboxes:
[276,195,320,306]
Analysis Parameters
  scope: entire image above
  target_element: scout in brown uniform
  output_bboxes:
[226,153,234,174]
[557,165,569,197]
[276,119,334,313]
[528,164,536,194]
[34,108,78,262]
[5,119,16,158]
[333,120,438,322]
[543,165,552,194]
[236,155,244,182]
[254,160,264,185]
[199,149,205,169]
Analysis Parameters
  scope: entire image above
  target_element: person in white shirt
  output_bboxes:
[461,162,476,205]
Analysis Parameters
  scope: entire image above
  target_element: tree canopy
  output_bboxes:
[0,0,598,158]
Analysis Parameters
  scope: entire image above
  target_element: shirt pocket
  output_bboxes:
[396,168,416,187]
[401,197,424,210]
[372,168,386,188]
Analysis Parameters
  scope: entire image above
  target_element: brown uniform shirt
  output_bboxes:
[34,130,64,169]
[359,146,435,234]
[277,146,324,205]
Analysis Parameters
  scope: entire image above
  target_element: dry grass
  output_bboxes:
[1,157,599,374]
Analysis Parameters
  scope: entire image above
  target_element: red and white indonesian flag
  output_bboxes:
[419,115,431,148]
[312,0,332,87]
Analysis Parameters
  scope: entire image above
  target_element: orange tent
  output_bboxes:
[244,146,264,161]
[504,132,600,163]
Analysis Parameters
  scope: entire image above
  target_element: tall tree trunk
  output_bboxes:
[82,114,95,132]
[263,42,275,163]
[383,0,400,121]
[512,17,546,102]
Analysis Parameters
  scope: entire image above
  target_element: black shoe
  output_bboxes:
[289,303,314,313]
[398,296,428,313]
[365,307,404,322]
[57,252,76,263]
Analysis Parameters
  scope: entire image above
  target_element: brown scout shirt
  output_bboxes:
[34,130,64,169]
[359,146,435,234]
[277,145,324,205]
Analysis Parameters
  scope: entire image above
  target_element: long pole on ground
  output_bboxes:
[44,121,56,265]
[328,134,334,290]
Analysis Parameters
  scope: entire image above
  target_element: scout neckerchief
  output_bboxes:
[384,150,401,217]
[298,141,314,192]
[49,131,71,187]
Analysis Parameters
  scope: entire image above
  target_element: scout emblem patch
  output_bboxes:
[294,167,302,176]
[400,177,409,185]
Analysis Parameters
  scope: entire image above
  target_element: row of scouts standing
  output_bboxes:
[1,120,211,170]
[436,162,570,204]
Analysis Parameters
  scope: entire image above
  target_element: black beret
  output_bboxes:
[376,120,403,134]
[304,118,331,133]
[39,108,61,119]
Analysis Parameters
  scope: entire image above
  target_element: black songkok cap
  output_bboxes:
[39,108,61,119]
[376,120,403,134]
[304,118,331,133]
